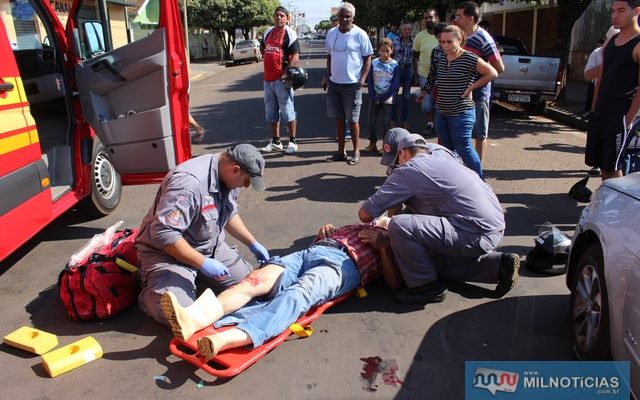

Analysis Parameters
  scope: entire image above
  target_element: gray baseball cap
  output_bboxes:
[397,133,429,151]
[380,128,411,166]
[227,144,265,191]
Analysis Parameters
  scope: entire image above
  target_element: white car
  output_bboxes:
[567,172,640,397]
[231,39,261,65]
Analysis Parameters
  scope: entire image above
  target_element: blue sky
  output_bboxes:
[284,0,341,28]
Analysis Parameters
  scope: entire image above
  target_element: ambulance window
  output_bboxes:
[5,0,50,50]
[83,20,104,56]
[73,0,160,58]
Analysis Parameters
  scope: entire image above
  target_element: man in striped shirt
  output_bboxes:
[454,1,504,165]
[391,20,416,129]
[160,221,401,358]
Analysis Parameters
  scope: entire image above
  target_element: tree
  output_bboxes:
[315,20,332,32]
[188,0,278,58]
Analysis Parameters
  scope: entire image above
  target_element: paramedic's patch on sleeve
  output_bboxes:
[164,209,184,227]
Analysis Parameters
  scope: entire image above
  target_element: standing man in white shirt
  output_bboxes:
[322,2,373,165]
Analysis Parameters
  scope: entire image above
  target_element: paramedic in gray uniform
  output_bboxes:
[359,133,520,304]
[136,144,270,326]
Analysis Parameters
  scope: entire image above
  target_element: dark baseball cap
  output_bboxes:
[397,133,429,151]
[380,128,411,166]
[227,144,265,191]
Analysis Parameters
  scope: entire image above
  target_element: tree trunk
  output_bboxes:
[216,30,230,60]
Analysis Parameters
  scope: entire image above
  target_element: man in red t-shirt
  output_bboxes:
[259,6,302,154]
[160,219,402,358]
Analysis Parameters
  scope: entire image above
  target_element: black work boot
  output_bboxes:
[395,280,447,304]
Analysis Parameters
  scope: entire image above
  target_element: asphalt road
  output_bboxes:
[0,39,601,399]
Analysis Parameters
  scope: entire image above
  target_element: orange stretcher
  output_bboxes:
[168,291,355,378]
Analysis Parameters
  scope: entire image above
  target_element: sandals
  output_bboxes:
[348,156,360,165]
[326,152,348,162]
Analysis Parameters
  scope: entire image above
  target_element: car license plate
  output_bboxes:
[240,50,247,54]
[508,94,530,103]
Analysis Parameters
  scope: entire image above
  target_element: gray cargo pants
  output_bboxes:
[388,214,504,288]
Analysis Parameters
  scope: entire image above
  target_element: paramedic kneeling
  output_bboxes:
[136,144,270,326]
[359,133,520,304]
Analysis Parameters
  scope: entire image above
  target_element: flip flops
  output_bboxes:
[348,156,360,165]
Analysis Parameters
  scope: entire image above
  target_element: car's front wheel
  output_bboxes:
[570,243,611,360]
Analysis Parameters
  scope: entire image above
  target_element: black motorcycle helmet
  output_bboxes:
[525,223,572,275]
[283,66,308,90]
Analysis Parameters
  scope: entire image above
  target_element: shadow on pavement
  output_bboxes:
[265,172,385,203]
[394,294,573,400]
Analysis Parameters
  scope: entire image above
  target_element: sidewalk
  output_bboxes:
[545,80,590,131]
[188,58,227,82]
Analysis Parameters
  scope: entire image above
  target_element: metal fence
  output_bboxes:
[569,0,612,79]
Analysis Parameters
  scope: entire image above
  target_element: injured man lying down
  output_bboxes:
[161,219,402,359]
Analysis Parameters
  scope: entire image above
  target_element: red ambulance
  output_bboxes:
[0,0,191,261]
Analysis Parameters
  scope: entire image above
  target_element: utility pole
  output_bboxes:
[182,0,189,61]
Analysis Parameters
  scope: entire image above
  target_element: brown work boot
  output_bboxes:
[364,141,378,153]
[495,253,520,297]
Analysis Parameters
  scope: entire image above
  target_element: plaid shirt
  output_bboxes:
[393,36,414,66]
[316,224,386,287]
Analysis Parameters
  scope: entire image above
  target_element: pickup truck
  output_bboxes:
[492,35,565,114]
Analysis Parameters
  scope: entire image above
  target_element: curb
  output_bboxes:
[545,106,588,131]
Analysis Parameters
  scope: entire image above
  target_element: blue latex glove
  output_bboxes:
[200,258,230,280]
[249,241,270,264]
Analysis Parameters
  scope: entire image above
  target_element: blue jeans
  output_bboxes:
[391,66,413,123]
[264,80,296,123]
[215,245,360,347]
[435,109,483,178]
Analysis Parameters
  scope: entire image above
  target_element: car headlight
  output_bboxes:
[577,205,590,230]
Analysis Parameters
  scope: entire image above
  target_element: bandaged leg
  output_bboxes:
[197,328,252,360]
[161,288,223,341]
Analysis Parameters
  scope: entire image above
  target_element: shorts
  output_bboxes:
[418,75,434,113]
[264,79,296,123]
[326,81,362,123]
[585,111,625,172]
[472,97,490,139]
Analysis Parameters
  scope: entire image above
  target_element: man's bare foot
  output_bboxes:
[160,291,196,342]
[198,336,218,360]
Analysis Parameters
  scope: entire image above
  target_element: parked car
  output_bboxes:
[231,39,261,65]
[492,35,565,114]
[566,172,640,397]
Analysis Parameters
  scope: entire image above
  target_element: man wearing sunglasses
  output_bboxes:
[323,2,373,165]
[136,144,271,327]
[454,1,504,167]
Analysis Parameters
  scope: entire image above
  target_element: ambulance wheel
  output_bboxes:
[78,143,122,217]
